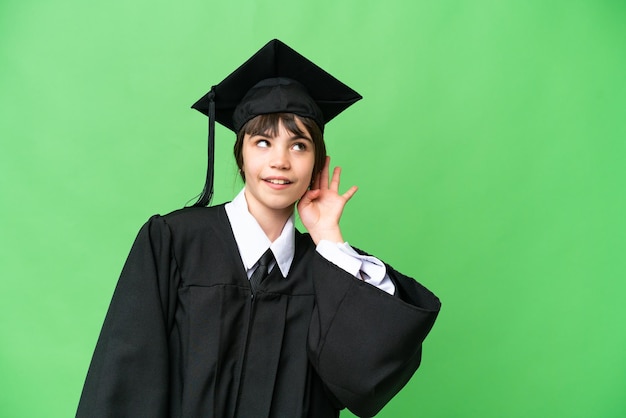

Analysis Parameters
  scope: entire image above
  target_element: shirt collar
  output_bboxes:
[224,188,295,277]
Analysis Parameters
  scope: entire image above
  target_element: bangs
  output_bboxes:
[241,113,312,139]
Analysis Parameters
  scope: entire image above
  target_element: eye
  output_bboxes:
[292,142,307,151]
[255,139,270,148]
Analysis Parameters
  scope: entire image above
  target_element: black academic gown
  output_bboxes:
[77,205,441,418]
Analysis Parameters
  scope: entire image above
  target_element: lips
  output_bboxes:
[264,178,292,185]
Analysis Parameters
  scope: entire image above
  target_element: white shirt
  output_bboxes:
[225,189,395,295]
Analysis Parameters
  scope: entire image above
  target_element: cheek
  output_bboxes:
[240,147,255,174]
[239,137,256,173]
[302,156,316,184]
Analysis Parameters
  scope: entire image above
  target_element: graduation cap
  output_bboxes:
[190,39,362,206]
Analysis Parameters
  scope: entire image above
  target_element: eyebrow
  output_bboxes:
[251,132,313,142]
[289,133,313,142]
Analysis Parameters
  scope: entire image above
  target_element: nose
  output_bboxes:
[269,146,290,170]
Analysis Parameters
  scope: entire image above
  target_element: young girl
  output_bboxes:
[77,39,441,418]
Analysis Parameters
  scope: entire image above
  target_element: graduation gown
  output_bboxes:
[77,205,441,417]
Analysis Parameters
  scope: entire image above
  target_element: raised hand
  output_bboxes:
[297,156,358,245]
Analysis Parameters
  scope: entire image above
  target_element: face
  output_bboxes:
[242,117,315,219]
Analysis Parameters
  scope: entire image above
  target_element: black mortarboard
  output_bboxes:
[190,39,362,206]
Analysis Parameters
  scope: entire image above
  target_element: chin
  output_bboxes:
[269,200,298,211]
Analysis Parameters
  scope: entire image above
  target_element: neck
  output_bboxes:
[244,191,294,242]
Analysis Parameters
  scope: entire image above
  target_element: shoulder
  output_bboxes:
[163,204,225,225]
[140,203,230,237]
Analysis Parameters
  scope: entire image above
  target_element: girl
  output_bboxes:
[77,39,440,418]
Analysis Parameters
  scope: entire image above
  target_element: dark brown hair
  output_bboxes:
[233,113,326,183]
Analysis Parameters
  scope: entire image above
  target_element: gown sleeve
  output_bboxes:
[307,251,441,417]
[76,215,178,418]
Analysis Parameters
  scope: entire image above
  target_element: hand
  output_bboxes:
[297,156,358,244]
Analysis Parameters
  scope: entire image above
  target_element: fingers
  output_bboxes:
[321,156,358,198]
[300,188,321,203]
[342,185,358,201]
[329,166,342,191]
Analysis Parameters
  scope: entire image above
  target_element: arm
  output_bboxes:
[298,156,395,293]
[299,157,441,416]
[307,253,441,417]
[316,240,395,295]
[77,216,177,418]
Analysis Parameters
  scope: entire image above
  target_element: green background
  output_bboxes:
[1,1,625,417]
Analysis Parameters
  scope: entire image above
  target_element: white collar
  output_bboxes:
[224,188,295,277]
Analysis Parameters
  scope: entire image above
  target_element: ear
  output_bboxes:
[309,170,320,190]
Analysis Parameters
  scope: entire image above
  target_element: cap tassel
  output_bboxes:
[193,86,216,206]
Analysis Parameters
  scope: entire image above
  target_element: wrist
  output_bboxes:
[309,227,344,246]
